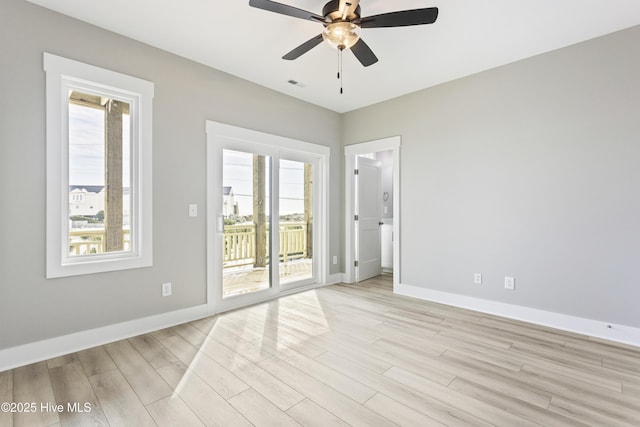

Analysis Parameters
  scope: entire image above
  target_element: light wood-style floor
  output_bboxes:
[224,259,313,297]
[2,275,640,426]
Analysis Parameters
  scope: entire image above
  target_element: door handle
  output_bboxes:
[217,214,224,233]
[378,221,384,226]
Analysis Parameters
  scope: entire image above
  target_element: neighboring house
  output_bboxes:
[68,185,131,225]
[69,185,104,217]
[223,186,238,218]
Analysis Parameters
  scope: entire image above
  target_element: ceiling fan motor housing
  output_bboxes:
[322,0,361,23]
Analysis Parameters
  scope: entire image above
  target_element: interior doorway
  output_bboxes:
[345,136,401,289]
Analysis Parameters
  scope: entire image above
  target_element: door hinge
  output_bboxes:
[354,169,359,175]
[354,261,359,267]
[354,214,358,221]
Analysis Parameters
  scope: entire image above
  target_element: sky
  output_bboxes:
[68,102,130,187]
[223,149,307,216]
[69,103,306,216]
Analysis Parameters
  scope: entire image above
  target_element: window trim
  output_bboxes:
[44,53,154,278]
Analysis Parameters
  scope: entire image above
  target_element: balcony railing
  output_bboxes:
[68,222,309,266]
[69,229,131,255]
[223,222,309,267]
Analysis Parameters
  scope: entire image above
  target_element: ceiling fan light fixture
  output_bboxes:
[322,22,360,50]
[250,0,438,68]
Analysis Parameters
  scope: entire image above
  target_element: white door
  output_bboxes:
[356,156,382,282]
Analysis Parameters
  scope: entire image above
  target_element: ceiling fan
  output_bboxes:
[248,0,439,67]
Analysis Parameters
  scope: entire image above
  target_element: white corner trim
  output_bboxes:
[327,273,345,285]
[395,283,640,348]
[0,304,209,372]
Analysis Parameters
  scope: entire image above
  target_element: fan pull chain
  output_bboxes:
[338,47,344,94]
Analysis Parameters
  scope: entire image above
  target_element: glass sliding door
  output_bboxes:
[221,152,317,299]
[279,159,314,286]
[222,149,271,298]
[208,121,330,313]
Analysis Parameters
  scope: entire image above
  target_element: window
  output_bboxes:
[44,53,154,278]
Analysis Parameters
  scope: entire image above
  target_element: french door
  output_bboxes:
[207,122,326,312]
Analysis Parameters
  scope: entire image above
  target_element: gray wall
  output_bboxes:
[1,0,639,353]
[343,25,640,327]
[0,0,341,350]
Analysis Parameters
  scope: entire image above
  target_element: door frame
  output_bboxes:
[344,136,401,289]
[206,121,330,314]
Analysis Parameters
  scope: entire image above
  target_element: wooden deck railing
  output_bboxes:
[68,229,131,255]
[223,222,308,267]
[69,222,308,266]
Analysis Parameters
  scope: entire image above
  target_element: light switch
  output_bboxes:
[189,204,198,217]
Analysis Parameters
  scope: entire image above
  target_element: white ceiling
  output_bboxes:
[27,0,640,113]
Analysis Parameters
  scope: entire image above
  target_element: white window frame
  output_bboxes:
[44,53,154,278]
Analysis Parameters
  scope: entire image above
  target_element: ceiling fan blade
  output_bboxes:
[350,38,378,67]
[360,7,438,28]
[282,34,324,60]
[249,0,324,22]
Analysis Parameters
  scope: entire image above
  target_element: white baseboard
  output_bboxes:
[395,283,640,348]
[0,304,210,372]
[1,275,347,372]
[327,272,345,285]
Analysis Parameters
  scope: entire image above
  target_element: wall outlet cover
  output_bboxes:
[504,276,515,290]
[162,282,172,296]
[474,273,482,285]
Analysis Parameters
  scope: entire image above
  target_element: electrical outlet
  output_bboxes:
[162,282,172,297]
[474,273,482,285]
[504,276,515,290]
